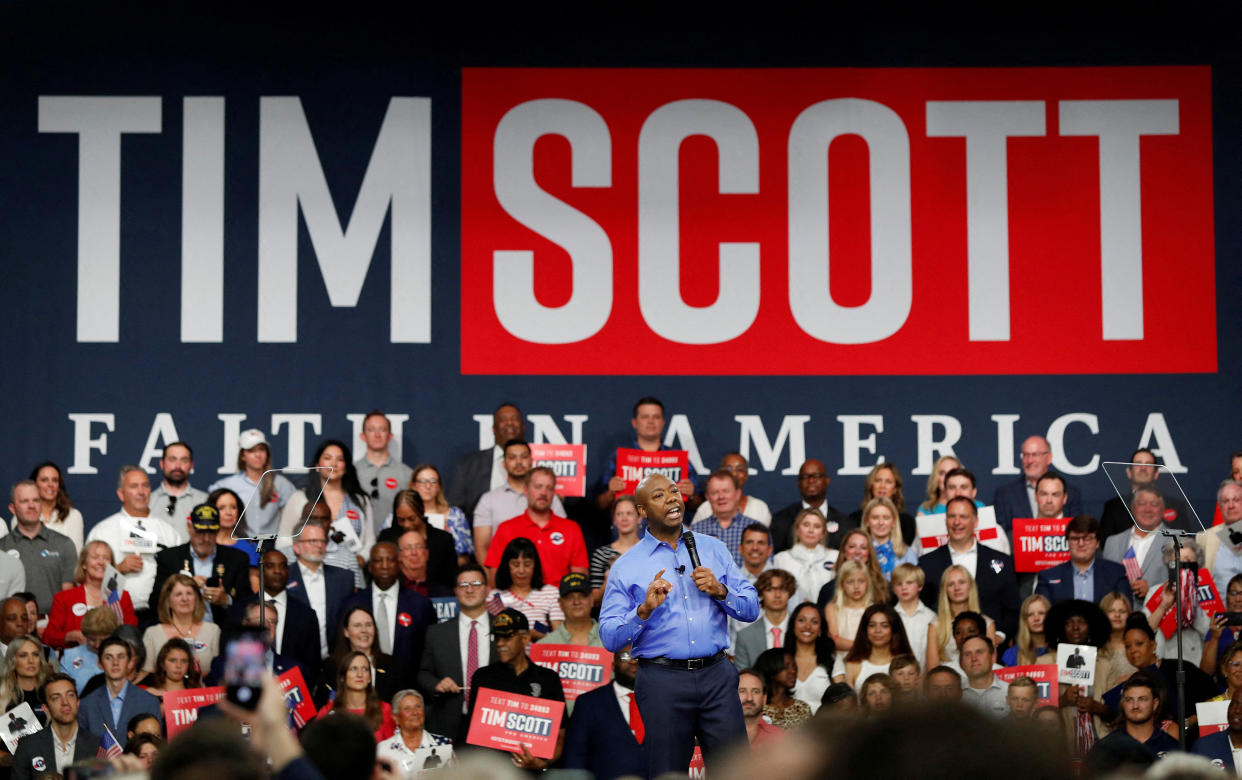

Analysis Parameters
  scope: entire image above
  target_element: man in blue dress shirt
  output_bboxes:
[600,473,759,777]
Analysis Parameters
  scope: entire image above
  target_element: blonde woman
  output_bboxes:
[917,456,962,515]
[1099,591,1137,680]
[860,497,916,576]
[0,636,54,717]
[773,508,837,599]
[142,573,221,674]
[1001,594,1050,666]
[849,463,916,551]
[927,565,996,663]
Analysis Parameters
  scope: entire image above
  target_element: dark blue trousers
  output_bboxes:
[634,657,747,776]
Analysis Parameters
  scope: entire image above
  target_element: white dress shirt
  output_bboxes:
[949,541,979,579]
[373,583,401,656]
[613,681,636,726]
[266,590,288,654]
[299,562,329,658]
[488,445,507,492]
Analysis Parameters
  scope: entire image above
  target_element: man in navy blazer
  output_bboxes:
[286,529,354,658]
[920,498,1020,640]
[447,403,526,522]
[344,543,437,689]
[563,648,648,779]
[206,601,304,685]
[78,637,161,738]
[1035,515,1132,606]
[992,435,1083,536]
[14,674,100,780]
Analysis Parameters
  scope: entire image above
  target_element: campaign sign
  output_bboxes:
[466,688,564,759]
[915,506,1002,553]
[1013,518,1071,572]
[1144,567,1223,639]
[993,664,1059,707]
[615,449,690,497]
[530,444,588,497]
[528,644,612,701]
[1197,700,1229,737]
[277,667,318,729]
[432,597,459,623]
[689,746,705,779]
[163,686,226,738]
[1056,644,1097,688]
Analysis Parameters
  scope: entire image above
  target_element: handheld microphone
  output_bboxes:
[681,530,702,571]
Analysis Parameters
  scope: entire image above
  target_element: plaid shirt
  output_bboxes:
[690,512,759,567]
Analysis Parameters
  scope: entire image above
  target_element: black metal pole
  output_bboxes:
[1164,530,1187,751]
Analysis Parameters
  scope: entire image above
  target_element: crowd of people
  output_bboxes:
[0,399,1240,778]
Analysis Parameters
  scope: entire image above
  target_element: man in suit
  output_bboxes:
[241,549,322,689]
[417,563,495,742]
[447,402,526,522]
[13,674,100,780]
[207,601,304,685]
[1036,515,1131,606]
[563,645,648,779]
[769,459,850,553]
[78,637,161,738]
[345,542,436,689]
[1103,486,1175,602]
[285,515,354,661]
[733,569,794,669]
[992,435,1083,538]
[920,497,1020,640]
[152,504,250,625]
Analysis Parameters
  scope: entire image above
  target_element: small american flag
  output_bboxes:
[97,725,123,760]
[103,574,125,621]
[486,592,505,616]
[1122,546,1143,582]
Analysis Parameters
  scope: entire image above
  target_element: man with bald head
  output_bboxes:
[769,459,849,553]
[992,435,1083,537]
[600,473,758,777]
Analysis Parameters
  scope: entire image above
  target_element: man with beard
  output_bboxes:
[737,668,783,745]
[466,608,565,772]
[149,442,208,530]
[1087,671,1178,772]
[563,645,650,778]
[1101,614,1218,730]
[12,674,100,780]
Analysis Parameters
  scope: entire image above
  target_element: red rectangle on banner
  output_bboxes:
[528,644,613,701]
[466,688,564,758]
[529,444,587,497]
[1013,518,1071,572]
[162,686,225,738]
[461,67,1215,375]
[614,449,689,497]
[994,664,1059,707]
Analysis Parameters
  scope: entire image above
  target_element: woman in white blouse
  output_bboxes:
[773,508,837,599]
[26,461,83,551]
[786,601,844,714]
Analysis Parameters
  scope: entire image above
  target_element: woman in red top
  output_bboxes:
[44,540,137,649]
[317,651,395,741]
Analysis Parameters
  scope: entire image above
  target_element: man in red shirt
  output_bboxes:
[484,467,588,586]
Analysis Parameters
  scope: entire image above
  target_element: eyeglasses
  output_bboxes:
[1020,451,1050,459]
[370,477,379,500]
[165,498,177,517]
[414,478,439,486]
[456,580,486,590]
[618,651,634,662]
[1066,535,1096,545]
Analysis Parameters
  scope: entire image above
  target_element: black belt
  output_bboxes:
[637,650,726,670]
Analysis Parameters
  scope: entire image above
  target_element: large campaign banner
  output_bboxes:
[0,10,1236,533]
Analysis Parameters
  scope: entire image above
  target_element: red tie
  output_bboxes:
[771,626,782,648]
[628,694,645,744]
[465,620,479,700]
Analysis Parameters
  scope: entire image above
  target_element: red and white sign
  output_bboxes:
[276,667,317,729]
[1197,699,1228,737]
[689,746,705,779]
[528,644,612,701]
[1013,518,1071,572]
[916,506,1001,553]
[1144,567,1224,639]
[530,443,588,497]
[162,686,225,738]
[461,67,1215,375]
[466,688,564,759]
[614,449,690,497]
[994,664,1059,707]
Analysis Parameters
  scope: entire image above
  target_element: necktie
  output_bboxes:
[771,626,782,648]
[267,599,282,653]
[628,693,645,744]
[465,619,479,703]
[376,593,392,655]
